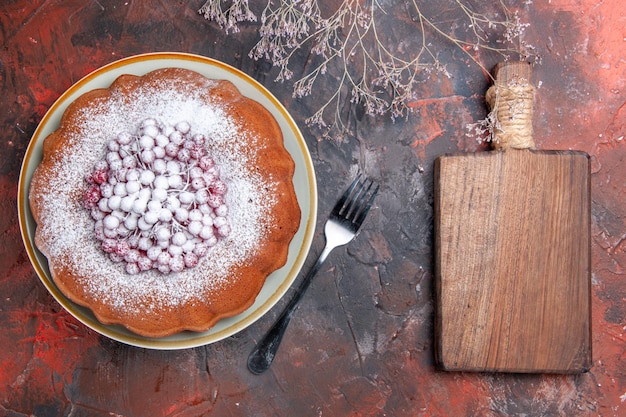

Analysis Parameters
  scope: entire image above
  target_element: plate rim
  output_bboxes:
[17,52,317,349]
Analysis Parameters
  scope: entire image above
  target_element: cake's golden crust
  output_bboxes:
[29,68,300,338]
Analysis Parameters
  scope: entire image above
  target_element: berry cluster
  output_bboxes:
[84,119,230,274]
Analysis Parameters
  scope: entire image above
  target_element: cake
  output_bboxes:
[29,67,301,338]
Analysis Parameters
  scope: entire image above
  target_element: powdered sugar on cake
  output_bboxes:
[35,80,278,315]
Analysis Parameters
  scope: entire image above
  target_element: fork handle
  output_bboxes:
[247,244,334,374]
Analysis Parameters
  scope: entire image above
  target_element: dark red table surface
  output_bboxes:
[1,1,624,416]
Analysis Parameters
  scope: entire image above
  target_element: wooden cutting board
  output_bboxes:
[434,62,592,373]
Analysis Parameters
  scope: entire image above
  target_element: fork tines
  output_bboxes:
[333,174,379,227]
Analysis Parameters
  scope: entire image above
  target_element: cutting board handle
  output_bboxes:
[486,61,535,150]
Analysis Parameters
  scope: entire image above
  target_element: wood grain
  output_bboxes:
[434,149,591,373]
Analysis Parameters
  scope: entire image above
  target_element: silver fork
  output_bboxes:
[247,174,379,374]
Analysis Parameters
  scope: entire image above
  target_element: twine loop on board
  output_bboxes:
[485,80,535,150]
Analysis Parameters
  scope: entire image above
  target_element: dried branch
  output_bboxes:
[199,0,536,140]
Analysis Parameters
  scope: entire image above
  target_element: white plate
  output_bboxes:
[18,52,317,349]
